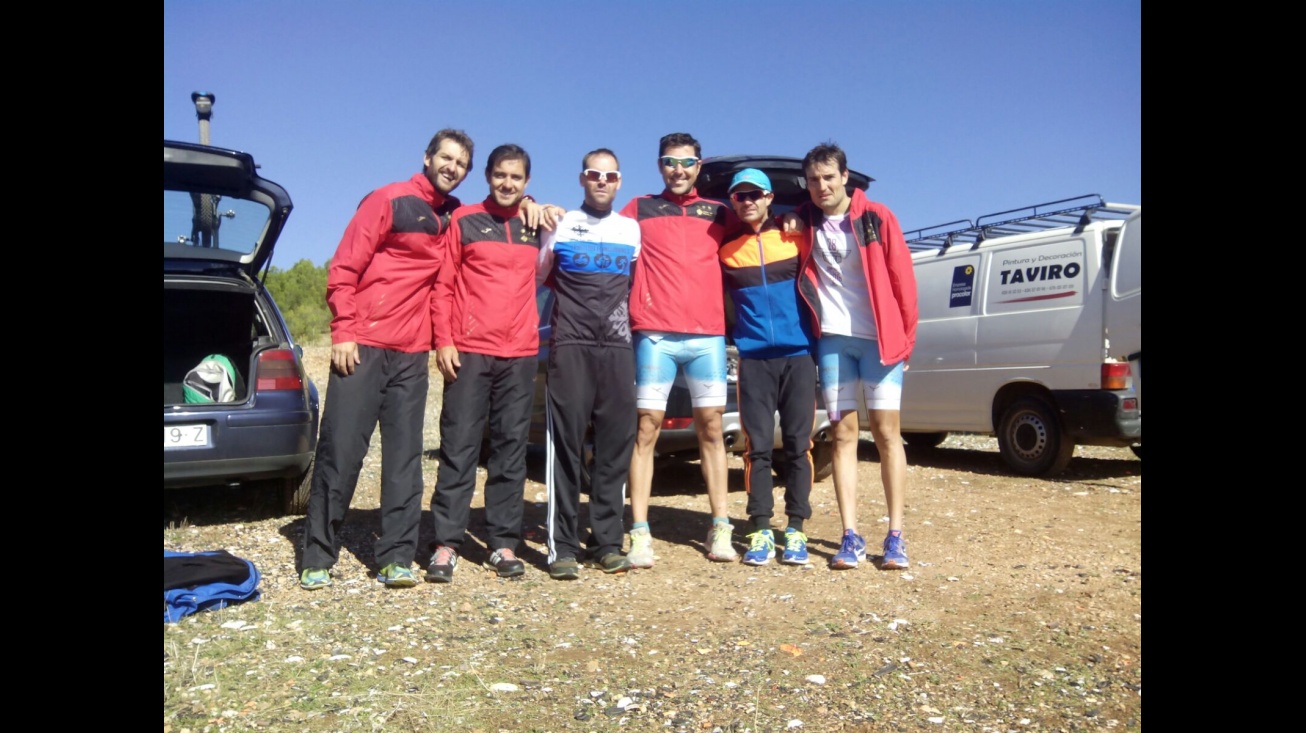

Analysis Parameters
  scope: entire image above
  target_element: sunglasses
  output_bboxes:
[659,156,700,169]
[730,189,768,203]
[583,169,621,183]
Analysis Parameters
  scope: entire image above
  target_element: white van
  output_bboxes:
[900,195,1141,475]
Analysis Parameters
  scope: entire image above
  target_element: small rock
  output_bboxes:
[805,675,826,685]
[489,682,519,692]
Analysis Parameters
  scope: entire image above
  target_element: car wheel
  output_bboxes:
[997,397,1074,476]
[1130,445,1142,460]
[903,432,948,449]
[283,455,314,515]
[811,442,834,482]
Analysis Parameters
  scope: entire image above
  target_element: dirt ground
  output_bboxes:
[164,345,1141,732]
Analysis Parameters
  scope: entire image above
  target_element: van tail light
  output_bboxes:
[1101,362,1130,390]
[663,417,694,430]
[255,349,305,392]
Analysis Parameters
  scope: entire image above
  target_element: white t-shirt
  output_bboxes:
[812,214,877,339]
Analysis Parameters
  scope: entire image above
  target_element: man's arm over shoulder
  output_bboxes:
[326,188,393,344]
[537,221,559,289]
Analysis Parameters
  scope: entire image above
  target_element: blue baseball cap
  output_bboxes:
[728,168,772,193]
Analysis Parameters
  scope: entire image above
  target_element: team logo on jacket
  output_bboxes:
[594,253,613,270]
[615,255,629,272]
[574,253,591,268]
[694,204,716,218]
[860,217,880,245]
[609,302,631,342]
[570,225,590,237]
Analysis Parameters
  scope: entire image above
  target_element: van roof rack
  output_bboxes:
[905,194,1139,254]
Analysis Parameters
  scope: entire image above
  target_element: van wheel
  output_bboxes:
[283,455,314,515]
[811,442,834,482]
[997,397,1074,476]
[904,432,948,449]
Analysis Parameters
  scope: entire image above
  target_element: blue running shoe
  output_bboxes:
[829,529,866,570]
[781,528,809,565]
[742,529,775,566]
[881,533,910,569]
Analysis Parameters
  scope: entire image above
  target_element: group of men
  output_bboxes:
[298,129,918,589]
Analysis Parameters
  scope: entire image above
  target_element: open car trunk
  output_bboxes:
[163,279,264,406]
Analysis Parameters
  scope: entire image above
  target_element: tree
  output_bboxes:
[265,259,330,343]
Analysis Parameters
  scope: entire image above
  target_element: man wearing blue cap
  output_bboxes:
[718,168,818,566]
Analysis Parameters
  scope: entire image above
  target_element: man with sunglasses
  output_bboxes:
[620,132,741,566]
[535,149,641,579]
[718,168,818,567]
[427,144,563,583]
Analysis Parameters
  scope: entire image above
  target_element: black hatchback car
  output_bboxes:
[163,141,320,514]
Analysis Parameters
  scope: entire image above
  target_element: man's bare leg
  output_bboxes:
[830,410,861,532]
[692,405,729,518]
[866,409,906,530]
[629,409,664,525]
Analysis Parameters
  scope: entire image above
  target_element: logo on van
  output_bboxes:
[950,265,974,308]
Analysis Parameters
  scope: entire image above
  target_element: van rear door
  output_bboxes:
[1104,209,1141,403]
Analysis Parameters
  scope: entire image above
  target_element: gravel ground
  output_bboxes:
[164,345,1142,732]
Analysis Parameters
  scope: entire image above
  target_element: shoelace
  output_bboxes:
[748,532,773,550]
[786,532,807,549]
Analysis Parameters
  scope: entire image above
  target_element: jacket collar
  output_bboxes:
[480,196,522,219]
[658,187,702,207]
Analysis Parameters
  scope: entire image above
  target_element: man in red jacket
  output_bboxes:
[426,144,562,583]
[621,132,740,567]
[300,129,473,590]
[796,141,918,572]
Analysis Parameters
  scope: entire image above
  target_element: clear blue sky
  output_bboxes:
[163,1,1141,268]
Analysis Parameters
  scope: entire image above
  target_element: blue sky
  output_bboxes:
[163,1,1141,268]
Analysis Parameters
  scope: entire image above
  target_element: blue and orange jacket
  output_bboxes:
[719,220,814,359]
[433,197,541,358]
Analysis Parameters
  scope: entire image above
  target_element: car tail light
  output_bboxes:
[1122,397,1138,411]
[1101,362,1130,390]
[255,349,305,392]
[662,417,693,430]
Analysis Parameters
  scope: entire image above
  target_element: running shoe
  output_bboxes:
[549,557,581,580]
[829,529,866,570]
[299,568,331,590]
[485,548,526,578]
[627,527,655,569]
[377,563,418,588]
[587,553,632,574]
[425,546,458,583]
[706,522,739,562]
[881,533,910,569]
[742,529,776,566]
[781,529,809,565]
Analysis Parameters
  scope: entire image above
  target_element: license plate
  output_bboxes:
[164,424,210,449]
